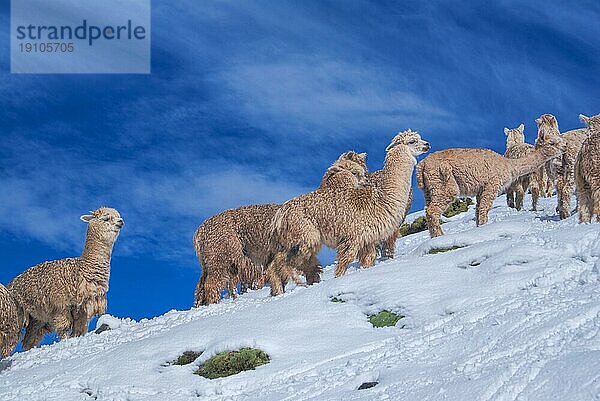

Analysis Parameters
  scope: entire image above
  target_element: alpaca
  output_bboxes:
[555,126,588,219]
[8,207,123,349]
[503,124,543,211]
[575,113,600,223]
[375,189,413,260]
[194,204,284,306]
[265,129,430,296]
[0,284,19,359]
[193,152,368,306]
[417,114,564,237]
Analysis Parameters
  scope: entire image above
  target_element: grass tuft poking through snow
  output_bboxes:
[399,216,428,236]
[443,198,474,218]
[428,245,465,254]
[195,348,270,379]
[172,351,203,366]
[368,310,404,328]
[330,296,346,303]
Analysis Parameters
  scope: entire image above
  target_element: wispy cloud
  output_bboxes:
[0,0,598,272]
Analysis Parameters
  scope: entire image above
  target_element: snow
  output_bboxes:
[1,195,599,401]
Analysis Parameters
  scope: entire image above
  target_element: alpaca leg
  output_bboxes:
[202,274,225,305]
[93,295,107,316]
[303,254,322,285]
[476,187,496,226]
[227,279,238,300]
[506,186,515,209]
[265,253,290,296]
[335,242,360,277]
[426,205,444,237]
[383,228,400,258]
[53,312,72,340]
[529,178,540,211]
[577,185,592,223]
[1,342,13,359]
[71,308,90,337]
[426,197,453,237]
[193,274,206,307]
[531,185,540,211]
[357,243,377,267]
[514,182,525,211]
[557,167,575,219]
[22,318,49,350]
[592,188,600,222]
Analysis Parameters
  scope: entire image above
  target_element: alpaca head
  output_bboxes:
[325,151,369,186]
[386,129,430,157]
[504,124,525,147]
[80,207,124,245]
[534,114,565,159]
[579,114,600,133]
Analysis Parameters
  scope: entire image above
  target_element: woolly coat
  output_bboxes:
[0,284,19,359]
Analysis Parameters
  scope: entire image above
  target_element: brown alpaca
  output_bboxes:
[193,152,368,306]
[555,126,588,219]
[9,207,123,349]
[193,204,282,306]
[0,284,19,359]
[503,124,543,211]
[417,114,564,237]
[265,129,429,296]
[575,113,600,223]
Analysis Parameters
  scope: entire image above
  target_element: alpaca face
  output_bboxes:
[534,114,565,157]
[504,124,525,146]
[386,129,430,157]
[535,114,560,140]
[580,114,600,133]
[80,207,124,244]
[337,151,368,173]
[327,151,369,185]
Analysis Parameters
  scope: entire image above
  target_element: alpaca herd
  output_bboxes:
[1,113,599,359]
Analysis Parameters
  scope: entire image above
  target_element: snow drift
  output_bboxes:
[1,195,599,401]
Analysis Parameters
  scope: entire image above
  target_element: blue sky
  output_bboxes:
[0,0,599,326]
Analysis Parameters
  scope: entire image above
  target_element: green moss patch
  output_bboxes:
[398,198,472,238]
[428,245,464,254]
[173,351,203,366]
[368,310,404,328]
[195,348,270,379]
[398,216,428,236]
[443,198,474,218]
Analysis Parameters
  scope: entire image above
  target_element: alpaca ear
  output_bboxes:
[504,127,509,136]
[328,165,342,173]
[358,152,367,162]
[80,214,94,223]
[518,123,525,132]
[535,117,542,125]
[579,114,590,126]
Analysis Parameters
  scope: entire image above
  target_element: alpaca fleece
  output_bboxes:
[8,207,123,349]
[503,125,544,211]
[193,152,369,306]
[0,284,19,359]
[575,114,600,223]
[266,130,429,295]
[193,204,282,306]
[417,114,564,237]
[555,128,588,219]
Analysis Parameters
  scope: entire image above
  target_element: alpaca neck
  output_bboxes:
[79,231,114,287]
[507,146,550,179]
[378,146,415,211]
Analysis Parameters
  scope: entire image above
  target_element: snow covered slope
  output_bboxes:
[1,195,599,401]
